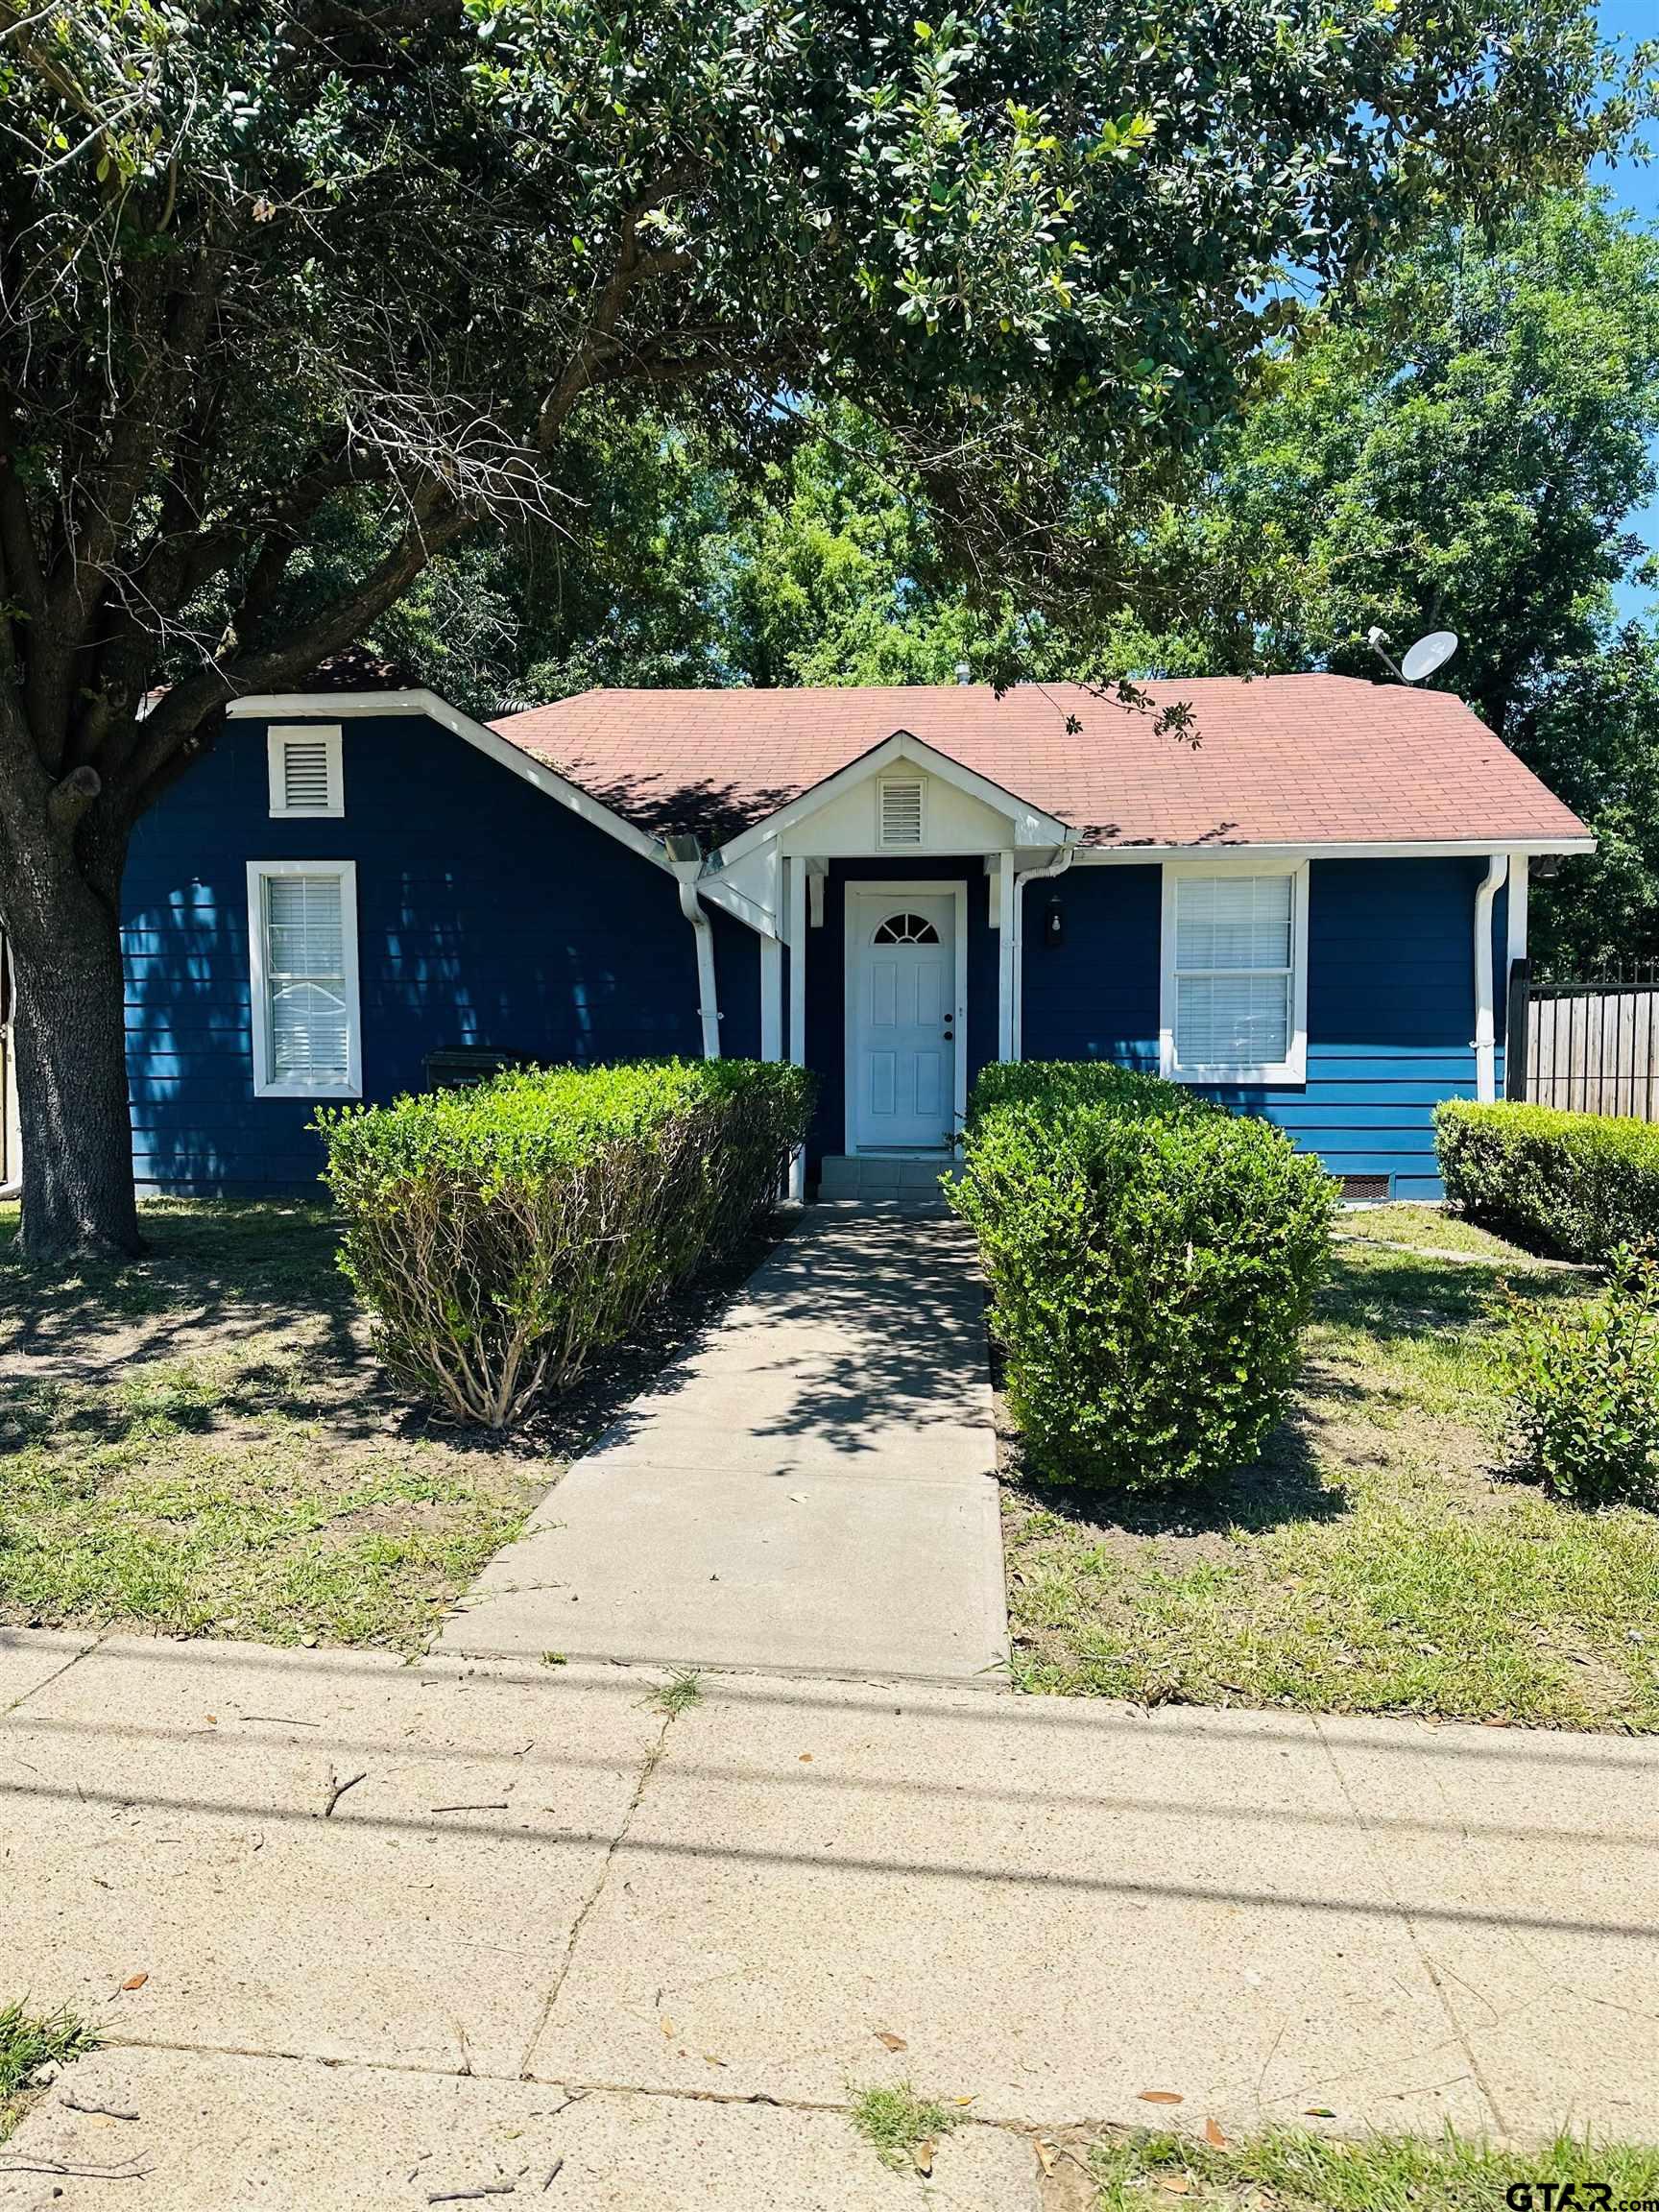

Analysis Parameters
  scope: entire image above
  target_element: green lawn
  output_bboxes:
[1334,1199,1548,1261]
[1083,2125,1659,2211]
[0,1199,546,1650]
[1004,1228,1659,1729]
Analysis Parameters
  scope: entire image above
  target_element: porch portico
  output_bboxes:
[703,730,1074,1194]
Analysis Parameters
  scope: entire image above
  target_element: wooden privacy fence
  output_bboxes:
[1506,959,1659,1120]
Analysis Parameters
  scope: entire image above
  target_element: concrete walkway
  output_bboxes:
[3,1632,1659,2209]
[438,1208,1007,1684]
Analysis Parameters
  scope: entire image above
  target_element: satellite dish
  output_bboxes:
[1400,631,1458,684]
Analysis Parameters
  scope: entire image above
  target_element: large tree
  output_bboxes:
[0,0,1634,1257]
[1081,188,1659,961]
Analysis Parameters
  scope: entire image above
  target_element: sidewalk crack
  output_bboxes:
[1312,1715,1510,2135]
[514,1705,678,2080]
[2,1630,108,1719]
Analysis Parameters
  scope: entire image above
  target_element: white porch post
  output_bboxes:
[760,931,782,1061]
[1473,853,1508,1105]
[996,849,1016,1063]
[786,856,808,1201]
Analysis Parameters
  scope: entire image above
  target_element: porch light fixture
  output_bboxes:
[1044,890,1065,949]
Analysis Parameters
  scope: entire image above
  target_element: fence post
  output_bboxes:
[1503,957,1530,1101]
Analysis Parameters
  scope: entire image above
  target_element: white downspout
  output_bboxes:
[1010,835,1080,1061]
[1473,853,1508,1104]
[664,839,721,1061]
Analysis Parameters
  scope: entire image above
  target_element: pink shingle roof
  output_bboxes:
[491,677,1590,850]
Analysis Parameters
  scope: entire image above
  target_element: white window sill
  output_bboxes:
[1166,1063,1306,1088]
[253,1081,362,1101]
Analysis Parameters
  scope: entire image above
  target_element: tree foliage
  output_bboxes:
[0,0,1643,1253]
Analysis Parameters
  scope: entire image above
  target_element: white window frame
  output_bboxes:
[878,774,926,849]
[247,859,362,1099]
[1159,859,1310,1086]
[267,724,345,819]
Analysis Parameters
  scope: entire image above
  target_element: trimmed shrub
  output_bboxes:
[950,1065,1335,1490]
[1435,1100,1659,1262]
[318,1060,814,1428]
[1505,1250,1659,1508]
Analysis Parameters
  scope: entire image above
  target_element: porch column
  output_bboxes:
[786,856,808,1201]
[760,932,782,1061]
[996,850,1016,1062]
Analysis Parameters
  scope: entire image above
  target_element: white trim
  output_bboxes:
[760,932,783,1061]
[1507,854,1529,969]
[785,859,808,1201]
[1474,853,1508,1104]
[842,879,970,1156]
[1159,858,1310,1086]
[1077,836,1593,863]
[247,859,362,1100]
[267,725,344,818]
[716,730,1068,866]
[996,852,1016,1061]
[230,687,759,931]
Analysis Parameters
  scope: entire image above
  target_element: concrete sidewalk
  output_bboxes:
[438,1209,1008,1683]
[4,1631,1658,2209]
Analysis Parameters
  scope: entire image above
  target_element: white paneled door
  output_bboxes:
[851,890,958,1150]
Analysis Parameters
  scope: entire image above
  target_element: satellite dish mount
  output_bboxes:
[1366,626,1459,685]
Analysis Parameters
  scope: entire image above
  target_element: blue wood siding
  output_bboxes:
[804,857,997,1166]
[124,713,757,1191]
[1019,856,1493,1197]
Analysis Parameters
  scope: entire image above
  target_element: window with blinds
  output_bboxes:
[267,725,344,818]
[879,776,925,846]
[1169,872,1298,1075]
[249,863,360,1096]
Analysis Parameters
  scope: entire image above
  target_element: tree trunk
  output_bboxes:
[10,870,141,1263]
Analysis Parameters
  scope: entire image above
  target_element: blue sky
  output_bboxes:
[1594,0,1657,613]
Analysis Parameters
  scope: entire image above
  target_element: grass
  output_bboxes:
[1004,1227,1659,1729]
[1335,1201,1564,1262]
[847,2081,963,2174]
[0,1198,545,1651]
[0,2001,97,2142]
[1085,2124,1659,2209]
[651,1667,703,1716]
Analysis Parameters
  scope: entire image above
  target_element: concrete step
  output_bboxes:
[814,1153,960,1201]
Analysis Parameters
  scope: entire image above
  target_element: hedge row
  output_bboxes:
[950,1062,1334,1490]
[1435,1100,1659,1262]
[318,1060,814,1428]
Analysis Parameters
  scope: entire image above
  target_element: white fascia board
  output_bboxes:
[227,686,761,930]
[712,730,1069,868]
[1073,836,1596,863]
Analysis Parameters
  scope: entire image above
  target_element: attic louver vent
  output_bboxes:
[282,738,332,812]
[268,725,343,818]
[880,776,925,846]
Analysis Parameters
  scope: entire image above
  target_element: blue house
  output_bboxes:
[122,676,1591,1200]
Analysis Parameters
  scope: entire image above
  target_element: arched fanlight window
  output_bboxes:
[873,912,940,946]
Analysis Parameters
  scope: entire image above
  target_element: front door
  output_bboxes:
[851,890,958,1151]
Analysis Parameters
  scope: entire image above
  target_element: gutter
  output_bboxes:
[1473,853,1508,1104]
[664,836,721,1061]
[1010,834,1080,1060]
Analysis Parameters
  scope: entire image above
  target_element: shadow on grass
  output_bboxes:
[0,1196,795,1474]
[0,1198,361,1371]
[1009,1414,1349,1544]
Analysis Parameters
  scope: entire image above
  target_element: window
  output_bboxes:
[873,912,940,945]
[268,725,344,818]
[879,776,925,847]
[1160,864,1307,1083]
[247,861,361,1097]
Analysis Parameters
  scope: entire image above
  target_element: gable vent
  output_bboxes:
[880,776,925,847]
[282,738,332,811]
[268,725,343,818]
